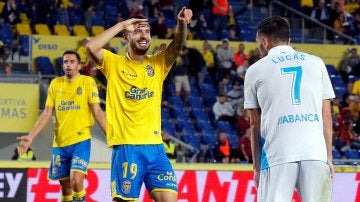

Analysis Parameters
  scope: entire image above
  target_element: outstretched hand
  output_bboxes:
[178,7,193,24]
[16,136,32,154]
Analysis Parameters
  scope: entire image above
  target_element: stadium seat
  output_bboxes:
[55,57,64,76]
[18,35,30,56]
[16,23,32,35]
[73,25,89,37]
[0,23,14,46]
[332,149,341,159]
[19,13,29,24]
[91,25,105,36]
[35,24,51,35]
[54,24,70,36]
[344,149,360,159]
[326,64,338,75]
[36,56,55,75]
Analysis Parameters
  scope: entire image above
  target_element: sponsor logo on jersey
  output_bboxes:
[125,86,154,100]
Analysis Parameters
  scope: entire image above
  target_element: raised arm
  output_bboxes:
[90,103,106,135]
[247,108,261,188]
[86,18,148,66]
[164,7,193,66]
[17,106,54,153]
[322,99,335,180]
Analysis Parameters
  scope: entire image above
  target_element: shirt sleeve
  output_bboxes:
[45,80,55,107]
[244,67,259,109]
[88,77,100,104]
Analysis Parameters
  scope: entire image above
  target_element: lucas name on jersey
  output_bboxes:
[57,100,80,111]
[125,86,154,100]
[271,52,305,64]
[278,113,319,125]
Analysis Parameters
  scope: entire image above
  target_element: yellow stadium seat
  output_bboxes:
[91,25,104,36]
[73,25,89,37]
[54,24,70,36]
[19,13,29,24]
[0,2,5,14]
[35,24,51,35]
[16,23,32,35]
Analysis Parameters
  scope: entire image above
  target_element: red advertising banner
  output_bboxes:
[26,169,357,202]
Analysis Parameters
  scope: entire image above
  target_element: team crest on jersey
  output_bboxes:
[77,87,82,95]
[122,180,131,194]
[52,168,58,177]
[146,65,154,77]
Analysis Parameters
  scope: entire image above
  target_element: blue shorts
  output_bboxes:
[111,144,178,200]
[48,139,91,180]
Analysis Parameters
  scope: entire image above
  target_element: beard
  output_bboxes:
[129,39,149,55]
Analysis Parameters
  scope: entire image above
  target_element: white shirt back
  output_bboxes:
[244,45,335,169]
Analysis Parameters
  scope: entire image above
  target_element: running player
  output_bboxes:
[17,50,106,202]
[86,7,192,202]
[244,16,335,201]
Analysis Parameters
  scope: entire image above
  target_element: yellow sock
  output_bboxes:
[61,195,73,202]
[73,189,86,199]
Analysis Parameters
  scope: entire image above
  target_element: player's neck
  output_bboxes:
[66,73,80,82]
[128,52,147,63]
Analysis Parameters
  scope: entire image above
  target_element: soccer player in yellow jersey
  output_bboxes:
[17,50,106,202]
[86,7,192,202]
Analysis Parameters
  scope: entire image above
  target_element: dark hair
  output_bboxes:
[127,14,148,20]
[63,50,81,62]
[257,16,290,43]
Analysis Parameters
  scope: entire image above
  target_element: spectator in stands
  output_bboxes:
[1,0,20,25]
[151,12,168,39]
[228,26,240,41]
[127,0,144,17]
[217,74,230,95]
[339,119,360,151]
[236,59,249,84]
[216,38,234,79]
[11,138,36,161]
[89,67,106,110]
[227,81,243,110]
[340,48,360,79]
[201,40,217,86]
[17,50,106,202]
[349,94,360,120]
[211,0,229,39]
[352,79,360,94]
[332,97,341,116]
[190,11,212,40]
[352,12,360,36]
[238,124,252,163]
[236,108,250,134]
[173,54,191,102]
[4,63,13,76]
[341,81,355,108]
[143,0,162,18]
[248,47,262,65]
[233,43,249,70]
[212,94,236,124]
[310,0,330,26]
[333,12,355,43]
[213,131,232,163]
[162,131,177,164]
[182,45,207,90]
[77,38,91,75]
[336,107,352,133]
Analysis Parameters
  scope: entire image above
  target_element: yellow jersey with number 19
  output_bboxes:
[96,49,172,146]
[45,75,100,147]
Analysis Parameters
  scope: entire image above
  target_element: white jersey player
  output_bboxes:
[244,16,335,202]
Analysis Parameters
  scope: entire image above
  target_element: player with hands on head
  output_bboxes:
[87,7,192,202]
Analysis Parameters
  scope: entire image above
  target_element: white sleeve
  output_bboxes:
[244,67,259,109]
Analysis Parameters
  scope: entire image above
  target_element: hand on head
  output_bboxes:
[123,18,149,33]
[178,7,193,24]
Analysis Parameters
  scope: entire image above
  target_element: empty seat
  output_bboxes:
[73,25,89,37]
[16,23,32,35]
[35,24,51,35]
[91,25,104,36]
[54,24,70,36]
[18,35,30,56]
[36,56,55,75]
[55,57,64,76]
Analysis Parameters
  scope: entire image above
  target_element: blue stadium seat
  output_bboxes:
[18,35,29,56]
[332,149,342,159]
[55,57,64,76]
[344,149,360,159]
[0,23,14,47]
[36,56,55,75]
[326,64,338,75]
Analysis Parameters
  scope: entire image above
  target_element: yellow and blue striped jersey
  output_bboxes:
[46,75,100,147]
[96,49,172,146]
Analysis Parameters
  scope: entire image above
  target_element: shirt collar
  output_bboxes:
[268,45,295,56]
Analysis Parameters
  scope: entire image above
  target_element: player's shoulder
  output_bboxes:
[297,50,324,63]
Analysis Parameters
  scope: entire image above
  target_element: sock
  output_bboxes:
[61,195,73,202]
[73,189,86,201]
